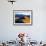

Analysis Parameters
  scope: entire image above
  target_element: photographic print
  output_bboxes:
[13,10,32,25]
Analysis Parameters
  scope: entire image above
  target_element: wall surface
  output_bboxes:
[0,0,46,42]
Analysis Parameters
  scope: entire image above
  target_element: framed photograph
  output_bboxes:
[13,10,33,25]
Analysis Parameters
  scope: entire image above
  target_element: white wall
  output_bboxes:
[0,0,46,42]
